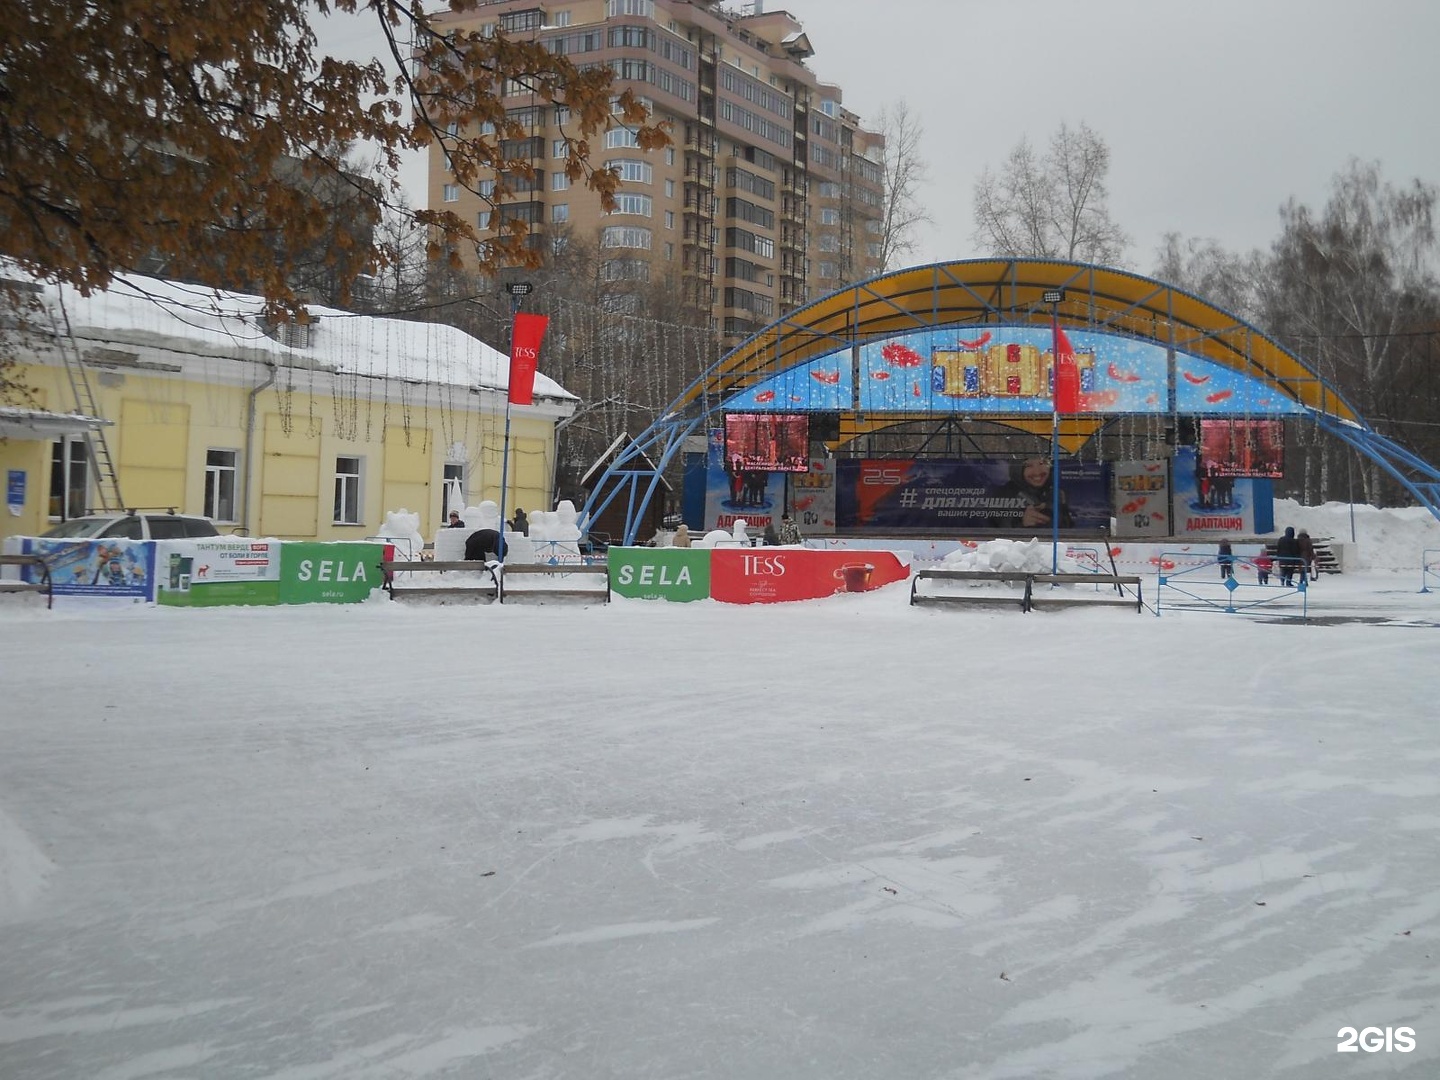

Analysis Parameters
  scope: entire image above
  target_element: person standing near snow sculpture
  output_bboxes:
[777,513,803,545]
[1274,526,1303,587]
[509,508,528,534]
[464,529,501,562]
[446,510,466,528]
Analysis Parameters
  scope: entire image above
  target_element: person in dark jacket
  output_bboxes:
[1297,529,1318,585]
[1217,538,1235,580]
[446,510,467,528]
[464,528,501,562]
[1274,526,1303,587]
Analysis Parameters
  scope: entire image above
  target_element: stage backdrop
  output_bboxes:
[835,459,1111,532]
[1171,446,1274,537]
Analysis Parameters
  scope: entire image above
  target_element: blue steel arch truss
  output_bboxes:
[581,259,1440,544]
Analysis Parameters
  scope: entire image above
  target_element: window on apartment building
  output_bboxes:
[551,172,570,190]
[553,10,572,26]
[204,449,238,522]
[817,234,840,252]
[665,178,676,198]
[478,179,495,197]
[817,181,841,199]
[334,457,362,525]
[611,193,652,217]
[48,436,89,519]
[818,261,839,279]
[552,203,569,223]
[664,241,674,260]
[666,147,676,166]
[613,159,652,184]
[606,0,654,17]
[601,226,652,249]
[754,236,774,259]
[605,128,642,150]
[477,210,492,229]
[553,139,568,158]
[442,183,459,202]
[664,210,675,229]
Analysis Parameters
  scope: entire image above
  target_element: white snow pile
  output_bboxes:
[378,509,425,561]
[940,537,1086,575]
[1275,498,1440,571]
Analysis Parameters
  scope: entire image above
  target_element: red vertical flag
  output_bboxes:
[1053,322,1081,414]
[508,312,549,406]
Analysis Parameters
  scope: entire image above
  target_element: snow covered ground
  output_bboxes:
[3,503,1440,1079]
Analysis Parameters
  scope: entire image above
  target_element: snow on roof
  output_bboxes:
[11,266,576,403]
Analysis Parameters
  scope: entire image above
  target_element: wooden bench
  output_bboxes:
[380,560,498,603]
[0,554,53,609]
[910,568,1143,613]
[1026,573,1144,613]
[499,562,610,604]
[910,569,1033,611]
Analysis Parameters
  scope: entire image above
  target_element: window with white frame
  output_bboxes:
[442,183,459,202]
[551,172,570,190]
[478,179,495,197]
[606,0,653,17]
[552,203,569,223]
[817,233,840,251]
[820,208,840,225]
[610,193,652,216]
[664,210,675,229]
[204,449,238,522]
[665,178,675,198]
[334,456,362,525]
[553,139,568,158]
[48,436,88,519]
[612,159,652,184]
[478,210,492,228]
[605,128,641,150]
[601,226,652,249]
[553,10,572,26]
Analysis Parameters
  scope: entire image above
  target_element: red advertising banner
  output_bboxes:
[708,548,910,604]
[508,312,549,406]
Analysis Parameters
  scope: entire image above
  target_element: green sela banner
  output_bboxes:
[607,548,710,601]
[278,543,388,604]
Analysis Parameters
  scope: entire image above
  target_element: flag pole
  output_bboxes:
[499,281,534,560]
[1045,289,1065,575]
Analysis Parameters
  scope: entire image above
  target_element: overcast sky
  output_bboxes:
[782,0,1440,273]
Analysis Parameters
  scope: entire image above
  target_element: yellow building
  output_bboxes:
[0,271,576,543]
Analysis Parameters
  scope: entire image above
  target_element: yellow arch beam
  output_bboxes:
[695,260,1357,424]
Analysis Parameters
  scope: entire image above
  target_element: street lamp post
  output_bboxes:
[1043,289,1065,574]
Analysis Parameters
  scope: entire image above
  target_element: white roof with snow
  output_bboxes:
[9,266,575,404]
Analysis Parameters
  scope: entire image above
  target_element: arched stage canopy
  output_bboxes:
[582,259,1440,544]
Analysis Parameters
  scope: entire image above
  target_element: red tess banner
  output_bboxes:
[708,549,910,604]
[508,312,549,406]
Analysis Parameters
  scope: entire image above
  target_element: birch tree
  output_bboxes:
[972,122,1128,265]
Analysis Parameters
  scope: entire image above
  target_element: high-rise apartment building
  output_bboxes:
[426,0,886,342]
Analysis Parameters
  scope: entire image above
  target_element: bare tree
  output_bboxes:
[972,122,1128,265]
[875,101,931,271]
[1153,233,1267,324]
[1259,159,1440,504]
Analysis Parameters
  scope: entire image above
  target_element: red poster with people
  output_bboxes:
[708,548,910,604]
